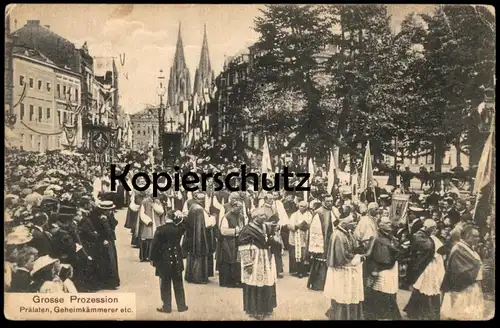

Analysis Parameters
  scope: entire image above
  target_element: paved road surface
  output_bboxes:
[98,208,493,320]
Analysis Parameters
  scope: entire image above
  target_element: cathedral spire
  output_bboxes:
[168,21,191,106]
[193,23,214,99]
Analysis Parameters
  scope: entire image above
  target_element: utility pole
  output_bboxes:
[157,69,166,150]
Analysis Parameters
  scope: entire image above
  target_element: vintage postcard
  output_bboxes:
[4,4,495,320]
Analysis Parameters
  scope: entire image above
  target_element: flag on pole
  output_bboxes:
[473,130,494,195]
[304,157,314,202]
[473,130,494,221]
[359,141,374,200]
[261,135,273,174]
[327,151,336,194]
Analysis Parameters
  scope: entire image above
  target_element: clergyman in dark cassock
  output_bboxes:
[91,201,120,290]
[324,215,365,320]
[238,207,278,320]
[150,210,188,314]
[125,189,144,248]
[217,200,245,287]
[441,225,485,320]
[184,192,217,284]
[364,216,402,320]
[76,208,100,291]
[138,194,165,262]
[260,194,286,278]
[403,219,445,320]
[306,195,339,291]
[287,201,313,278]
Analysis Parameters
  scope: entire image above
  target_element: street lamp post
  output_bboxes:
[157,69,167,153]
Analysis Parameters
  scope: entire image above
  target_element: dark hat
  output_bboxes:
[58,204,78,217]
[40,197,59,210]
[33,212,49,224]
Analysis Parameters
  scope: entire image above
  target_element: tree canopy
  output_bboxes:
[214,4,495,170]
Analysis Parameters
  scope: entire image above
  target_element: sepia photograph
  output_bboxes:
[4,3,495,320]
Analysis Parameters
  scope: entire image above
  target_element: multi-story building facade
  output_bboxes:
[9,19,122,158]
[11,46,82,151]
[5,15,14,118]
[214,44,260,152]
[129,108,159,151]
[10,20,84,151]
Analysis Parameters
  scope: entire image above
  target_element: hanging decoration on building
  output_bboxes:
[90,128,111,154]
[12,83,28,109]
[110,126,120,148]
[63,121,78,146]
[20,121,63,136]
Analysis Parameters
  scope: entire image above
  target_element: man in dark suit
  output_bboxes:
[9,246,38,292]
[150,209,188,314]
[29,212,53,256]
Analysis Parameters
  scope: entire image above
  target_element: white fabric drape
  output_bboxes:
[239,244,277,287]
[413,236,445,296]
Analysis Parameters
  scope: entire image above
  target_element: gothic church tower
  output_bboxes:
[193,24,215,98]
[167,22,192,106]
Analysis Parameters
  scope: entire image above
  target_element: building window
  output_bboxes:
[38,106,43,121]
[29,78,34,89]
[63,112,67,123]
[47,82,52,93]
[63,85,67,98]
[30,135,34,149]
[47,108,51,120]
[29,105,34,121]
[75,88,79,102]
[20,103,25,120]
[57,110,61,124]
[38,80,42,90]
[19,75,25,86]
[426,149,434,165]
[57,84,61,98]
[411,151,419,165]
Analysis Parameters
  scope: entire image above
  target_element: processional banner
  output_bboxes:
[390,194,410,226]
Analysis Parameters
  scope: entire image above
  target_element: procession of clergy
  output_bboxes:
[5,148,490,320]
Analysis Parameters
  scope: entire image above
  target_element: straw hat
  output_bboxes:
[97,200,115,210]
[5,194,19,201]
[31,255,58,276]
[6,226,33,245]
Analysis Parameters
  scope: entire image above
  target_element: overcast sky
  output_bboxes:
[8,4,441,114]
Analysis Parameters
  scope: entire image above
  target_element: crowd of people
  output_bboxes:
[5,148,120,293]
[4,147,494,321]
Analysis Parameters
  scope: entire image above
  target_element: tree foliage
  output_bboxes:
[218,4,495,169]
